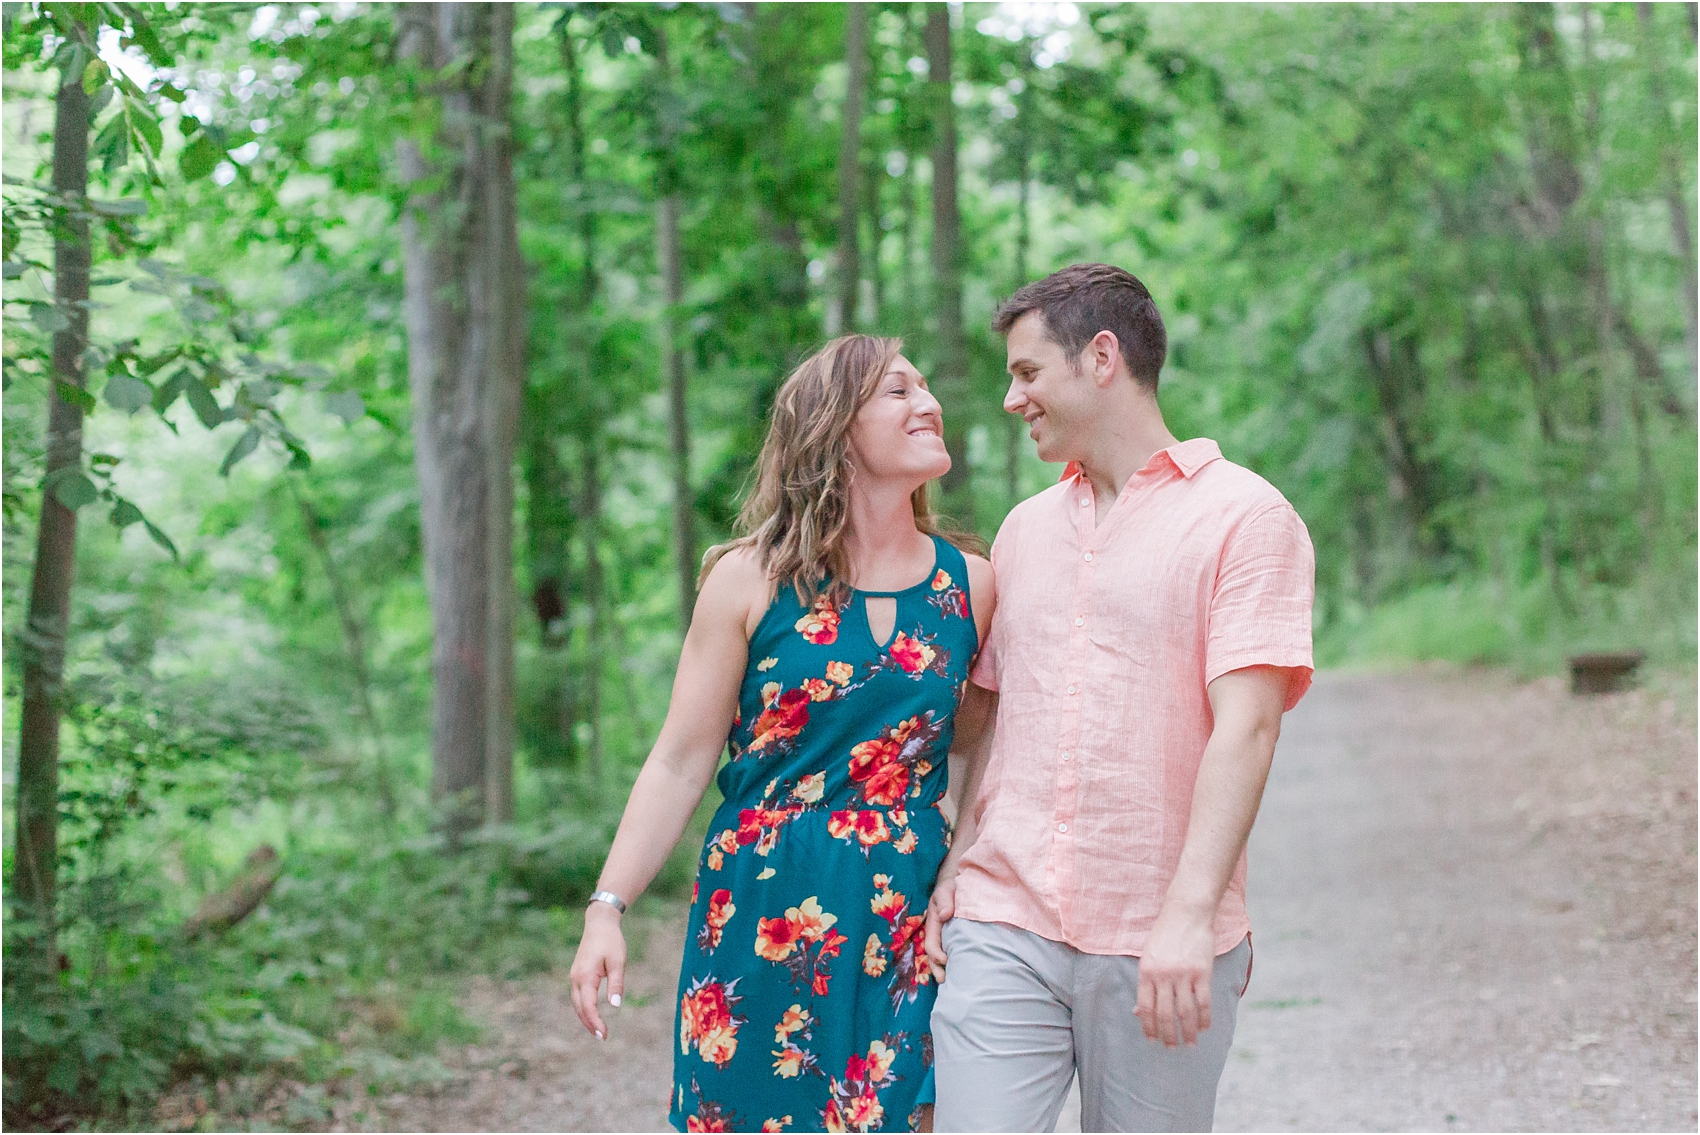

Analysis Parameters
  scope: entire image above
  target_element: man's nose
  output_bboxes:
[1003,381,1025,415]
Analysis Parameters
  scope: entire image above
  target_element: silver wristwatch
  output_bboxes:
[588,890,628,915]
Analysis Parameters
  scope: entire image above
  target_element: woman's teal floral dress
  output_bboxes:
[670,535,978,1133]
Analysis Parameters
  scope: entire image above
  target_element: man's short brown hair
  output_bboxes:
[992,263,1167,390]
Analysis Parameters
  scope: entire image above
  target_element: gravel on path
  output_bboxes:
[352,667,1694,1133]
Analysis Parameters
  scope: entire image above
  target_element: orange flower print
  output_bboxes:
[870,883,907,924]
[772,1043,807,1078]
[696,888,735,952]
[748,688,810,754]
[931,568,952,591]
[761,1118,792,1133]
[755,913,803,962]
[773,1004,812,1045]
[828,808,891,849]
[790,896,837,942]
[821,1036,905,1133]
[802,677,837,702]
[679,976,746,1069]
[761,681,782,707]
[794,595,841,644]
[893,828,918,854]
[825,660,854,686]
[862,932,888,976]
[757,656,778,672]
[791,772,825,803]
[706,848,724,871]
[887,631,936,674]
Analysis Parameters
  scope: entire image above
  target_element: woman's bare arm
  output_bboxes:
[568,547,766,1039]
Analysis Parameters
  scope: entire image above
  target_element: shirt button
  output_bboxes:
[1081,499,1090,507]
[1066,684,1077,695]
[1061,752,1072,762]
[1074,616,1084,627]
[1057,822,1069,834]
[1083,552,1094,562]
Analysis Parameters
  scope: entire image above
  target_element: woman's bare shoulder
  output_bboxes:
[698,543,775,634]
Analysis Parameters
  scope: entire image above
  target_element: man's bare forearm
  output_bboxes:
[940,686,997,877]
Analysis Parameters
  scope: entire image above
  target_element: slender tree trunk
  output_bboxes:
[563,20,604,784]
[836,3,867,335]
[925,4,971,523]
[1636,1,1699,384]
[395,3,524,831]
[579,441,605,783]
[1007,69,1035,507]
[291,484,397,821]
[12,48,91,985]
[865,157,884,327]
[653,27,697,631]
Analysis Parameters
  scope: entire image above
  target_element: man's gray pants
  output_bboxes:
[931,919,1252,1133]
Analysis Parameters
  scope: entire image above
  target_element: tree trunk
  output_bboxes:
[12,56,90,981]
[291,484,396,820]
[1635,1,1699,384]
[864,156,884,327]
[1007,67,1035,507]
[836,3,867,335]
[654,26,697,632]
[925,5,971,524]
[564,19,604,784]
[395,3,525,832]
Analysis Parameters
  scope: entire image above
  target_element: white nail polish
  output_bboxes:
[610,993,622,1007]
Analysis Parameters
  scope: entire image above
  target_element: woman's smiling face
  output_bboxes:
[847,355,951,489]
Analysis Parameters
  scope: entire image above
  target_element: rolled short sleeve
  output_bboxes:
[1205,501,1316,710]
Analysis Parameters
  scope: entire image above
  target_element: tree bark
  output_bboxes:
[13,54,91,978]
[1007,67,1035,508]
[563,19,604,784]
[395,3,525,832]
[1635,1,1699,384]
[836,3,867,334]
[654,26,697,632]
[925,5,971,524]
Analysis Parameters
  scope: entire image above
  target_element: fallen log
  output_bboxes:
[183,845,281,939]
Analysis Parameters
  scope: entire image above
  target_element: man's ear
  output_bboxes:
[1087,330,1123,388]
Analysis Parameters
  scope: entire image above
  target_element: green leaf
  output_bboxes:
[55,381,96,411]
[180,133,222,182]
[2,262,24,278]
[109,498,144,529]
[185,377,224,430]
[102,373,153,414]
[127,103,163,159]
[29,302,69,333]
[152,367,190,413]
[219,425,262,477]
[46,469,98,511]
[143,519,179,559]
[323,390,365,424]
[81,57,108,95]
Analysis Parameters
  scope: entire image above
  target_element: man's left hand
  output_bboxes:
[1134,905,1217,1048]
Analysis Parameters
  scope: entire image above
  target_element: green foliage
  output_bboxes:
[2,1,1693,1126]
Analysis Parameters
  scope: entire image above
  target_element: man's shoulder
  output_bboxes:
[1192,453,1299,520]
[997,479,1073,538]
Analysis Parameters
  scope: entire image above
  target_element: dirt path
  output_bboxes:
[352,668,1695,1133]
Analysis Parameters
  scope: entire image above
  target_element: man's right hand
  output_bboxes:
[569,903,627,1041]
[924,869,957,983]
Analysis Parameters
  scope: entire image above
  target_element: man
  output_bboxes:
[924,264,1315,1132]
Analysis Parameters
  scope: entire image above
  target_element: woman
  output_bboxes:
[569,335,993,1133]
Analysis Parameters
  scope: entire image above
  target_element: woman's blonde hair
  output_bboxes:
[701,334,980,605]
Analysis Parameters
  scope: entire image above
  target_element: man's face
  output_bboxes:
[1003,310,1095,464]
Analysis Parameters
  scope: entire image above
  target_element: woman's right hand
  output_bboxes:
[924,868,957,984]
[569,904,627,1040]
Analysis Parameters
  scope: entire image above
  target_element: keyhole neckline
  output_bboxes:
[848,535,942,598]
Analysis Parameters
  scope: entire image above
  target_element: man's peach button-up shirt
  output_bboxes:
[957,437,1316,958]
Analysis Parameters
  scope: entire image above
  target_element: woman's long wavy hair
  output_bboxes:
[702,334,980,605]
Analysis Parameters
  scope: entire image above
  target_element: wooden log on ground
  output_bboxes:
[183,845,281,939]
[1567,651,1646,695]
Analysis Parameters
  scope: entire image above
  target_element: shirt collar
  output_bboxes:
[1058,438,1223,486]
